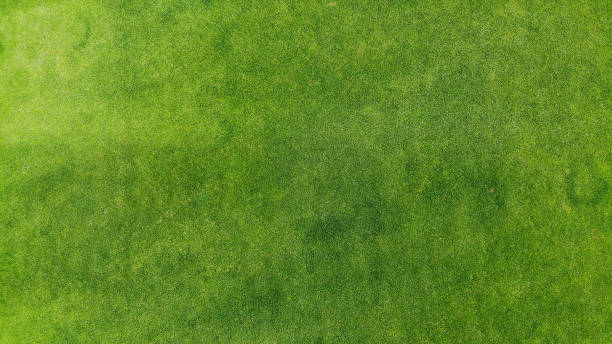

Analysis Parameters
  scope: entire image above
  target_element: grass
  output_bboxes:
[0,0,610,342]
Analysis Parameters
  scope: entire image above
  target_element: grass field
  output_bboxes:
[1,0,611,342]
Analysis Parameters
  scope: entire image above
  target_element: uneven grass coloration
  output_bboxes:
[1,1,611,343]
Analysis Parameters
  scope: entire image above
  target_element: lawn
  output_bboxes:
[0,0,610,343]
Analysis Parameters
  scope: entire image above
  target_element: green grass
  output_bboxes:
[1,0,610,342]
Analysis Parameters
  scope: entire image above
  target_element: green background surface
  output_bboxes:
[1,0,610,342]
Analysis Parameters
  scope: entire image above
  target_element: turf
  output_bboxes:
[0,0,611,343]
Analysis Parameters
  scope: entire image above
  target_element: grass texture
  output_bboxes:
[1,0,611,343]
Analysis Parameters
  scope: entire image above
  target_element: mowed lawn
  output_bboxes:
[0,0,610,342]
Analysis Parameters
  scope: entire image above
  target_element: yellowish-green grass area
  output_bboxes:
[1,0,610,342]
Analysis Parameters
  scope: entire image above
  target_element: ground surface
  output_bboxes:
[0,0,611,343]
